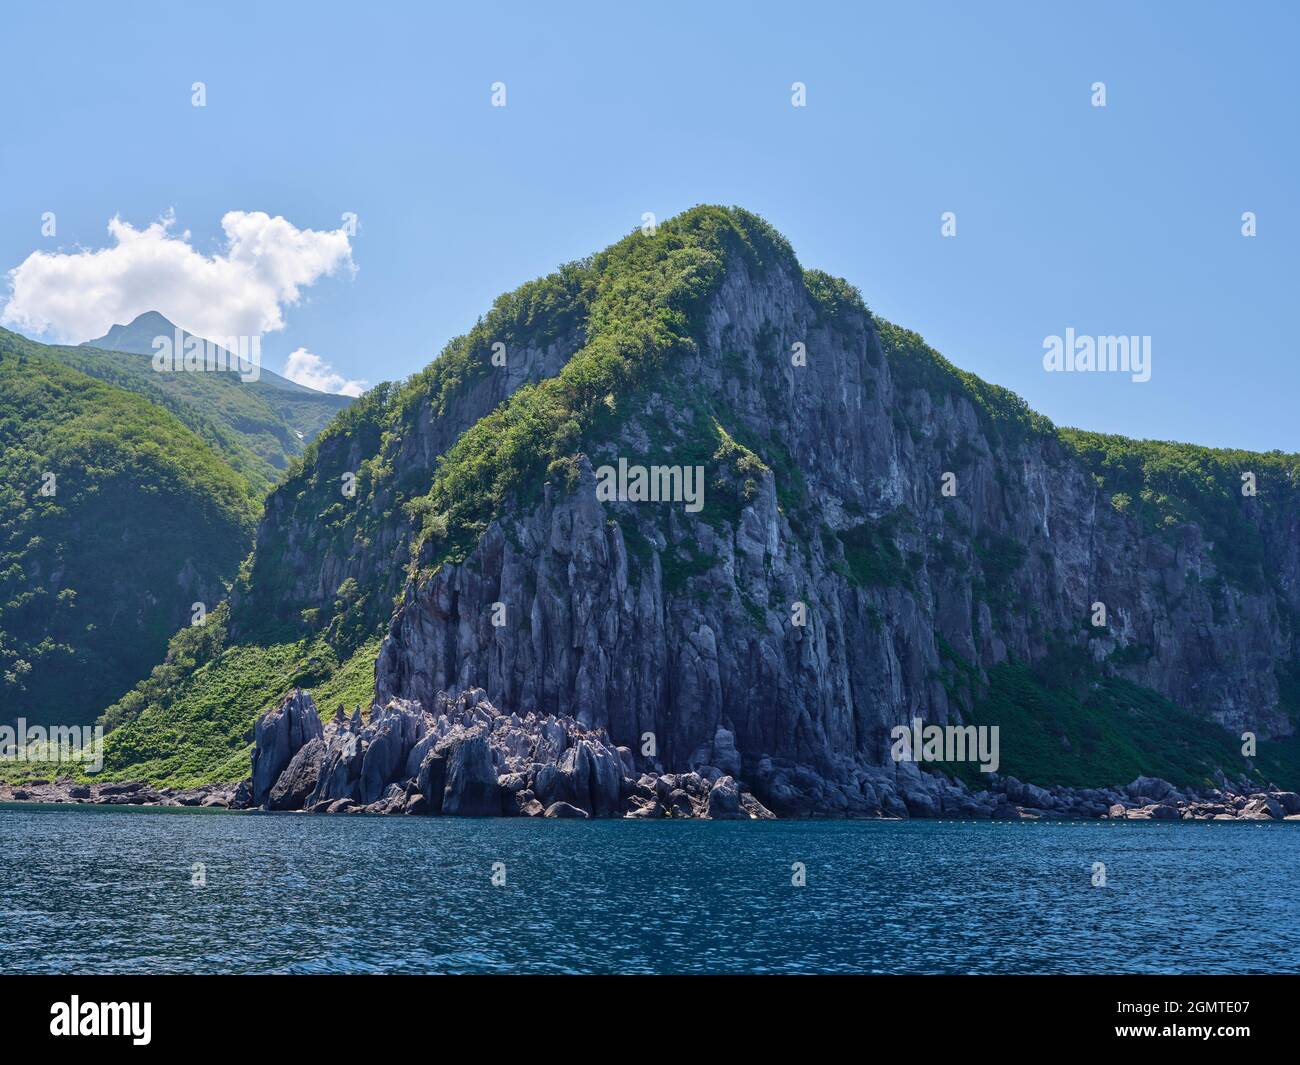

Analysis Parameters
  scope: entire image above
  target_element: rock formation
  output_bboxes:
[243,687,779,819]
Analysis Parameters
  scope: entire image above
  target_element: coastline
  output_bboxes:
[4,773,1299,823]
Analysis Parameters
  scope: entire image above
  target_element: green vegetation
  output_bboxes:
[409,206,798,567]
[1060,430,1299,593]
[933,639,1300,791]
[0,344,258,727]
[803,269,869,332]
[1,324,350,496]
[876,318,1055,448]
[972,530,1028,610]
[77,312,352,490]
[38,631,387,787]
[660,543,715,595]
[836,513,913,589]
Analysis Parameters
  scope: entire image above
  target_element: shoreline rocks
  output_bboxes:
[0,777,246,810]
[5,688,1299,825]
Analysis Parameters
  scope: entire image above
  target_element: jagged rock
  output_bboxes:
[544,801,589,818]
[252,689,324,806]
[534,737,622,817]
[415,749,447,813]
[308,729,363,806]
[239,676,1297,824]
[268,737,325,811]
[359,721,403,804]
[1242,796,1283,820]
[437,726,500,816]
[625,796,664,818]
[666,789,696,818]
[739,793,777,820]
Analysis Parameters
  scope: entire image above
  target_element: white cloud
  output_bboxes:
[1,210,355,343]
[282,348,368,397]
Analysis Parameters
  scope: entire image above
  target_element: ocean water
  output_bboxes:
[1,804,1296,974]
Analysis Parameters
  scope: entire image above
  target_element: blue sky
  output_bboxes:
[1,0,1296,449]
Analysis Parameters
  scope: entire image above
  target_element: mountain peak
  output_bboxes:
[81,312,350,403]
[123,309,176,330]
[83,310,182,353]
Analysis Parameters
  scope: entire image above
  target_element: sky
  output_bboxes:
[1,0,1296,449]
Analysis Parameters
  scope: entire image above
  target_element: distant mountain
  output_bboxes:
[85,311,319,394]
[61,312,355,492]
[0,333,259,729]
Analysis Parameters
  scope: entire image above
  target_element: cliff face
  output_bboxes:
[233,317,587,644]
[196,207,1299,807]
[372,239,1300,793]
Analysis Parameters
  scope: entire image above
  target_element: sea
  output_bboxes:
[2,804,1296,974]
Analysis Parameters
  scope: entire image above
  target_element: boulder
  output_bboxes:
[625,796,665,818]
[1242,796,1283,820]
[667,789,696,818]
[705,775,744,819]
[1271,791,1300,815]
[1126,776,1173,802]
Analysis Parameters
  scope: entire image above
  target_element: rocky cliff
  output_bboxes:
[101,206,1300,810]
[368,210,1300,812]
